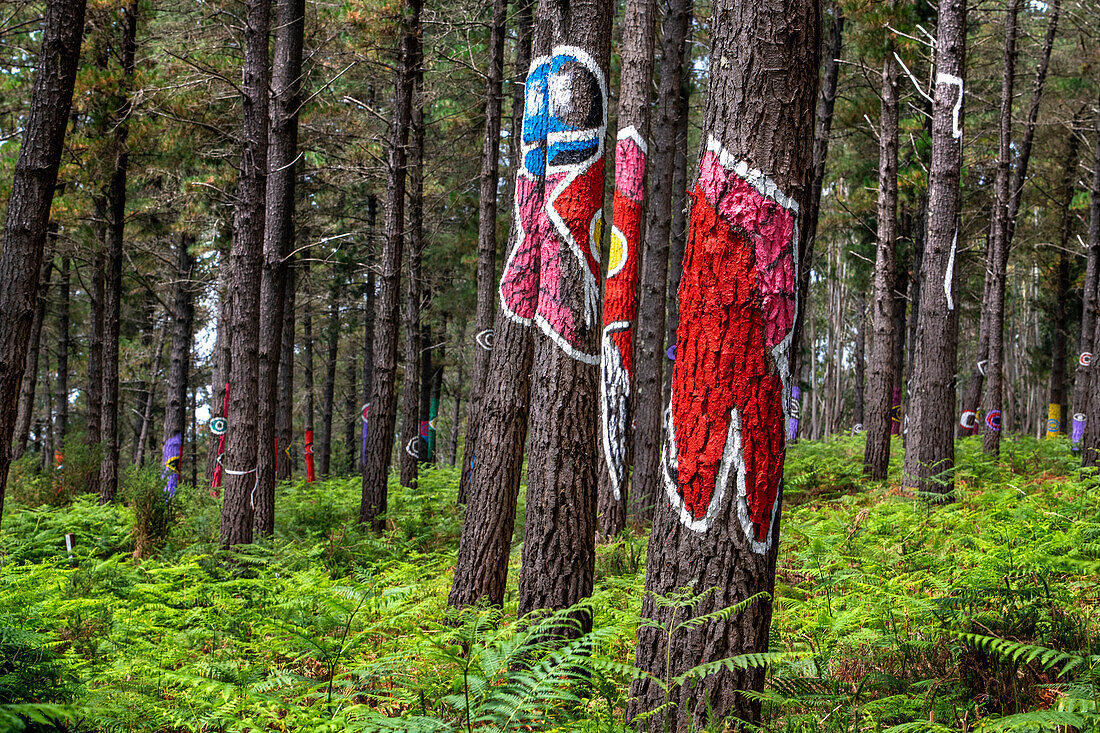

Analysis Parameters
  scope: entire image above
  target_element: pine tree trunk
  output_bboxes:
[99,0,139,504]
[303,258,316,482]
[1072,111,1100,451]
[853,292,866,427]
[457,0,510,503]
[162,234,195,498]
[55,254,70,453]
[791,2,843,403]
[418,326,433,464]
[629,0,819,723]
[631,0,693,522]
[361,0,420,529]
[13,241,54,461]
[400,89,426,487]
[597,0,656,538]
[863,47,899,480]
[360,211,376,471]
[220,0,270,547]
[134,323,165,468]
[902,0,965,494]
[1048,125,1079,438]
[428,340,443,462]
[0,0,86,523]
[276,264,297,480]
[87,245,105,493]
[318,279,342,477]
[207,264,232,486]
[256,0,304,533]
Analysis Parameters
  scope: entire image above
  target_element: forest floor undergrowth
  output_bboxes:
[2,436,1099,732]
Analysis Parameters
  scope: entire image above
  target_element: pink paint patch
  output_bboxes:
[500,174,549,322]
[614,136,646,202]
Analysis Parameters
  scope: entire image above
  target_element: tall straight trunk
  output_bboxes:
[0,0,86,523]
[303,258,316,482]
[902,0,965,493]
[449,0,611,612]
[597,0,656,538]
[1072,110,1100,450]
[662,35,692,404]
[256,0,304,533]
[318,279,342,477]
[190,386,198,487]
[206,263,232,485]
[457,0,510,502]
[1047,125,1079,437]
[631,0,694,522]
[55,254,70,453]
[360,204,376,471]
[515,0,612,623]
[220,0,271,546]
[427,338,443,461]
[13,242,54,460]
[134,323,165,467]
[275,264,297,480]
[961,0,1058,436]
[418,325,433,463]
[343,334,357,473]
[447,329,464,465]
[629,0,819,723]
[87,246,105,490]
[162,234,195,497]
[863,46,900,480]
[41,345,53,472]
[400,86,426,487]
[361,0,420,529]
[99,0,140,504]
[791,2,843,397]
[979,0,1019,456]
[853,291,866,427]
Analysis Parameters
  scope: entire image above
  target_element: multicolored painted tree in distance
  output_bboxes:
[499,45,606,364]
[600,127,646,502]
[661,136,798,551]
[162,433,182,498]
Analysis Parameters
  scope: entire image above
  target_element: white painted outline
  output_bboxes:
[1080,352,1093,367]
[944,228,957,311]
[959,410,977,429]
[474,328,494,351]
[937,72,963,140]
[599,320,631,501]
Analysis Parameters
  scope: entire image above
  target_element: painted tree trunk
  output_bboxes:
[1045,126,1079,441]
[902,0,965,494]
[303,258,316,482]
[597,0,655,538]
[628,0,819,723]
[457,0,509,503]
[0,0,86,524]
[162,234,195,499]
[13,245,54,461]
[418,326,433,464]
[256,0,305,534]
[863,47,899,480]
[55,254,70,453]
[220,0,270,547]
[361,0,420,530]
[207,264,232,486]
[276,264,297,480]
[428,343,443,462]
[1072,112,1100,451]
[631,0,694,522]
[400,89,426,487]
[98,0,139,504]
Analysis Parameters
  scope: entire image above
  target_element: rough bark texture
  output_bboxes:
[902,0,965,493]
[863,47,899,480]
[220,0,270,547]
[1083,107,1100,466]
[206,264,232,485]
[276,265,296,480]
[631,0,694,521]
[1073,111,1100,451]
[359,200,376,472]
[303,257,315,482]
[457,0,510,503]
[13,240,54,461]
[597,0,656,538]
[361,0,420,530]
[628,0,820,724]
[256,0,305,534]
[134,316,164,468]
[0,0,86,524]
[1047,126,1079,436]
[318,279,342,478]
[162,234,195,492]
[55,254,70,453]
[400,89,426,488]
[791,2,843,404]
[980,0,1018,456]
[99,0,139,504]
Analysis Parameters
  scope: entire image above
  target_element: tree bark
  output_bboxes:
[359,198,377,472]
[87,244,105,496]
[303,258,316,482]
[598,0,656,538]
[318,279,342,478]
[220,0,270,547]
[1073,109,1100,451]
[256,0,305,534]
[1047,123,1079,438]
[629,0,819,723]
[99,0,140,504]
[134,320,165,468]
[276,264,297,480]
[0,0,86,524]
[55,254,69,454]
[863,45,899,480]
[361,0,420,529]
[162,234,195,498]
[631,0,694,522]
[902,0,965,493]
[207,261,232,486]
[457,0,510,503]
[418,326,433,463]
[400,84,426,487]
[13,238,54,461]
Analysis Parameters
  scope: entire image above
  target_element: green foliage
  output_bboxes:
[1,440,1098,731]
